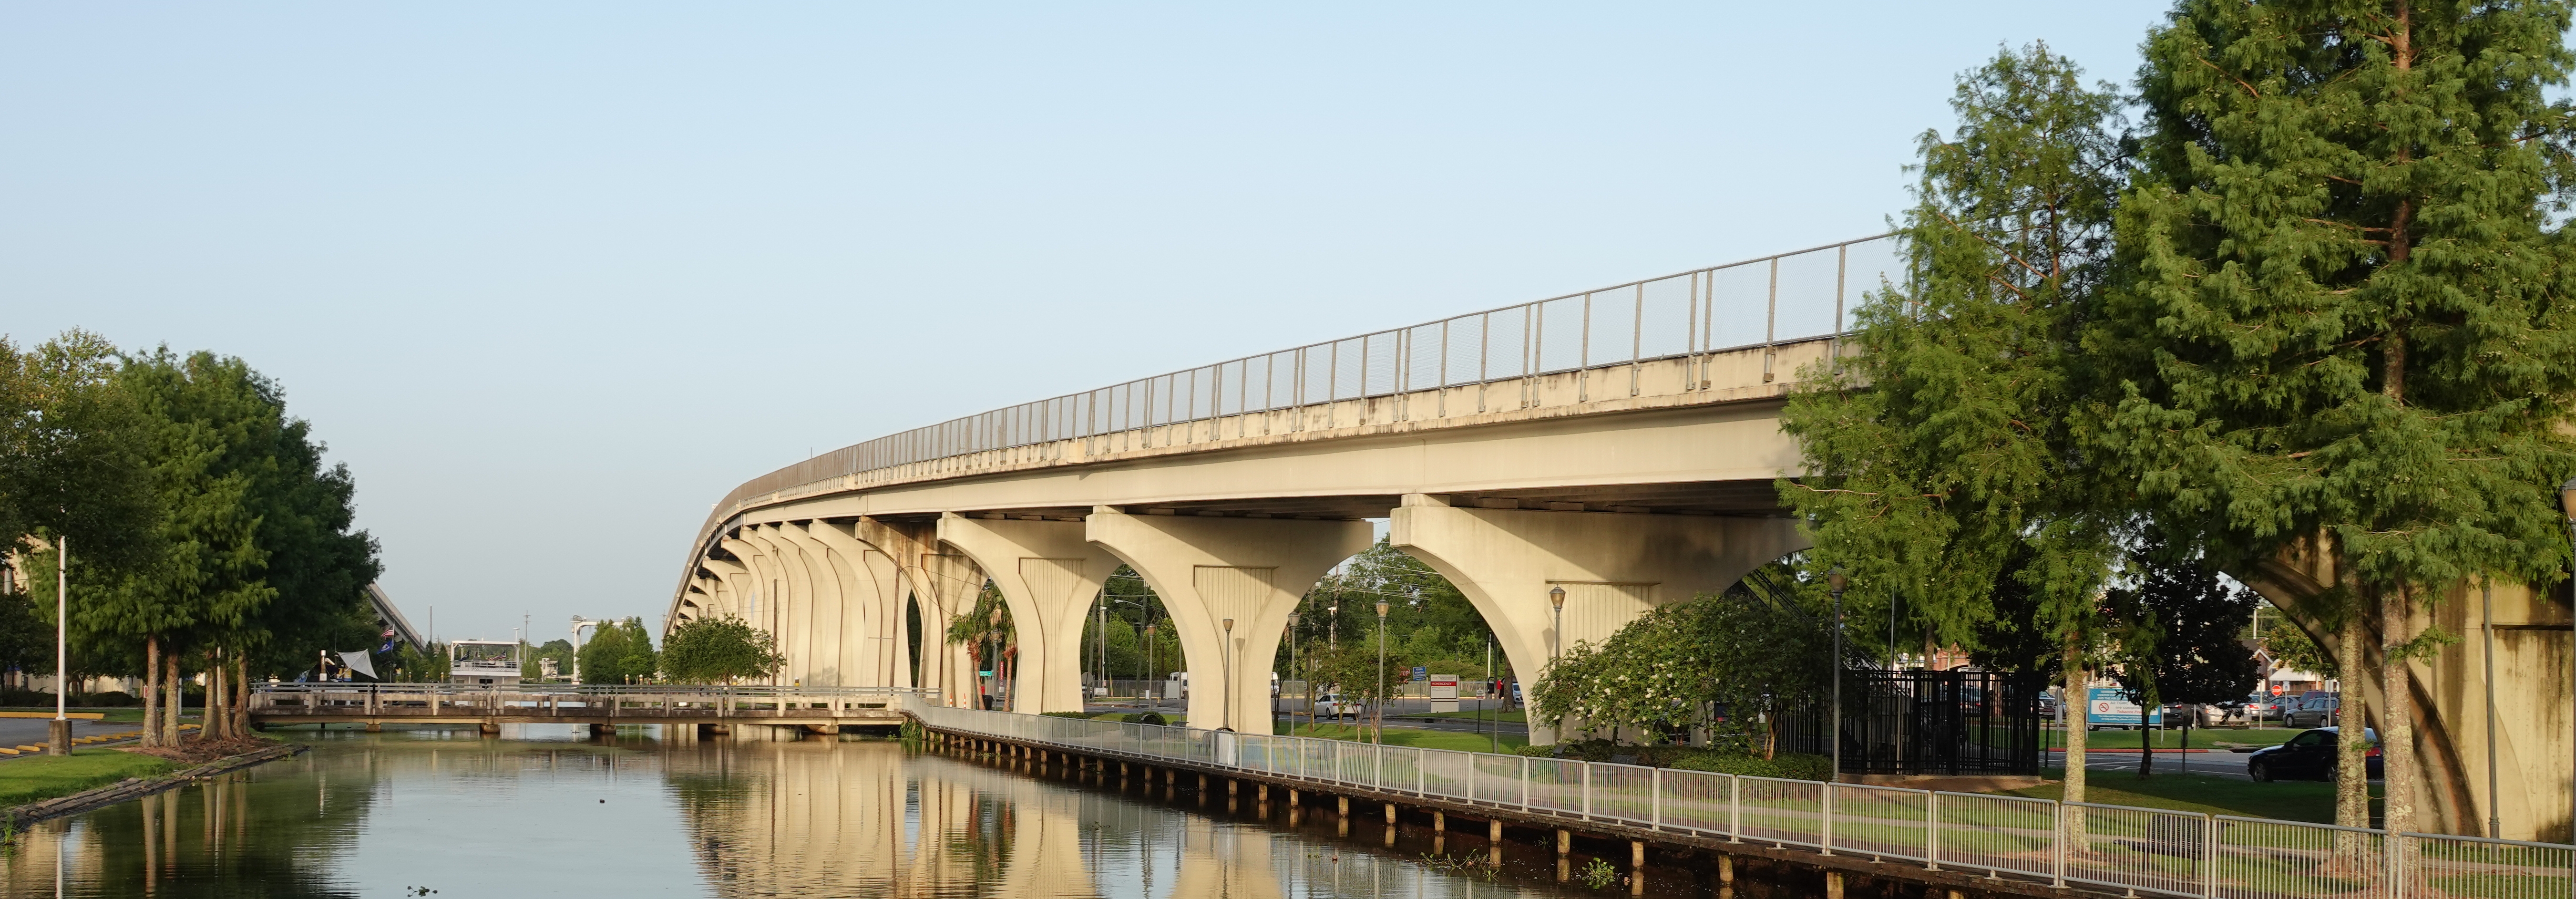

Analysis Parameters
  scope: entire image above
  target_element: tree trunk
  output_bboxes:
[2138,688,2158,778]
[2061,629,2087,806]
[205,653,225,742]
[230,655,250,739]
[142,636,161,749]
[162,652,181,747]
[2336,605,2372,831]
[2381,582,2417,836]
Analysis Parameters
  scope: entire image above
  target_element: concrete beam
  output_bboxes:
[1086,507,1370,732]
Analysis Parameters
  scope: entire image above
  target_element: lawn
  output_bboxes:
[1403,710,1527,723]
[0,749,176,806]
[2001,767,2372,825]
[1279,722,1529,753]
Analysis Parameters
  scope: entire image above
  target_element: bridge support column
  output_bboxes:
[1086,508,1371,733]
[1390,494,1807,744]
[937,515,1119,714]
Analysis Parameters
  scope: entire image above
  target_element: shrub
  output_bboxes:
[75,691,140,707]
[1127,712,1169,726]
[1667,752,1832,781]
[1040,711,1093,719]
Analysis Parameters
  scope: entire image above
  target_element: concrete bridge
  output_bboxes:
[664,231,2576,841]
[246,684,921,735]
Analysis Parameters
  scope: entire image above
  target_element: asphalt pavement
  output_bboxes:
[0,717,142,752]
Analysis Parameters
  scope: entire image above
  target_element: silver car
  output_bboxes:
[2283,694,2340,729]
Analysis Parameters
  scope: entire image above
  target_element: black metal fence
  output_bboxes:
[1768,668,2042,775]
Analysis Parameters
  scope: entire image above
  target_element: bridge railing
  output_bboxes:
[250,683,937,719]
[906,699,2576,899]
[691,232,1902,536]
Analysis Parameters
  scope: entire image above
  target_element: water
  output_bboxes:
[0,725,1817,899]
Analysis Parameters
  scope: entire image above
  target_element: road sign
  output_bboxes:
[1411,666,1427,682]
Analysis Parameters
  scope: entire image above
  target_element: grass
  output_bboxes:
[0,749,177,806]
[2000,767,2374,825]
[1280,722,1529,753]
[1401,710,1527,723]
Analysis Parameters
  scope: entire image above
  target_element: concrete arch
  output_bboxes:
[849,517,985,705]
[1387,493,1810,744]
[936,514,1120,713]
[808,521,916,688]
[1086,508,1373,732]
[771,523,852,686]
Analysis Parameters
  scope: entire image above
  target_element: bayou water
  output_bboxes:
[0,725,1845,898]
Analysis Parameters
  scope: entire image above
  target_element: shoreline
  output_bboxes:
[1,742,308,834]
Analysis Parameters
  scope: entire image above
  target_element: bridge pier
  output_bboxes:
[1086,508,1370,733]
[937,515,1119,714]
[1390,494,1806,744]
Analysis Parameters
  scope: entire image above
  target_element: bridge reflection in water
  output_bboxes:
[0,727,1764,898]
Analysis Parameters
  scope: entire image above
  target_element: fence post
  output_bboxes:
[2051,804,2068,888]
[2200,814,2217,898]
[1582,763,1593,819]
[1820,782,1835,855]
[2383,832,2402,899]
[1521,757,1531,810]
[1651,768,1662,829]
[1926,792,1940,870]
[1728,775,1741,842]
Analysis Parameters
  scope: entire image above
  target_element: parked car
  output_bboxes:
[1312,693,1360,719]
[2283,694,2340,729]
[2247,727,2382,782]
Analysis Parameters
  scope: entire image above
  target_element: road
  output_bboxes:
[0,717,141,752]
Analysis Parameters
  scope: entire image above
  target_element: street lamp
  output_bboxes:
[1375,600,1391,744]
[1285,611,1302,713]
[570,617,602,685]
[989,608,1004,712]
[1220,618,1236,732]
[1827,565,1849,785]
[1548,586,1567,660]
[49,537,66,756]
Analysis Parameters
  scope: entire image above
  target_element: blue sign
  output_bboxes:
[2084,688,2164,727]
[1411,666,1427,682]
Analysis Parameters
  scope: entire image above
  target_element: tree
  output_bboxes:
[577,618,658,684]
[659,616,784,684]
[2105,0,2576,834]
[2264,621,2334,679]
[1303,639,1409,743]
[1777,44,2127,803]
[0,331,156,568]
[2106,540,2262,777]
[945,582,1014,708]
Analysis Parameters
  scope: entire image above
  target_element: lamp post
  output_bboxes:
[1549,586,1567,660]
[988,608,1004,712]
[1827,565,1848,785]
[1328,604,1340,649]
[1375,600,1390,744]
[1285,611,1302,717]
[49,537,66,756]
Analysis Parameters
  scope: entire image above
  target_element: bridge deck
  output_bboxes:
[249,686,927,727]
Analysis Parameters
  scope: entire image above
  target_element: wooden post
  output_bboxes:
[1337,796,1350,816]
[1489,819,1503,842]
[1433,811,1445,832]
[1556,829,1570,855]
[1718,855,1734,884]
[1824,870,1844,899]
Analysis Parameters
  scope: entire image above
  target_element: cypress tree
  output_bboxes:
[2105,0,2576,836]
[1778,44,2127,801]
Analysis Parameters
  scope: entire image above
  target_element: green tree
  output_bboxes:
[577,618,658,684]
[2104,0,2576,834]
[0,331,156,568]
[2106,539,2262,777]
[2264,621,2334,678]
[1303,638,1409,742]
[659,616,784,684]
[945,582,1015,708]
[1777,44,2127,803]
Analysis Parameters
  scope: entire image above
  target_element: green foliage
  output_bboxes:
[1039,711,1093,719]
[2108,539,2263,711]
[1666,753,1835,782]
[1126,711,1169,726]
[390,642,451,682]
[577,617,659,684]
[2103,0,2576,601]
[2264,622,2334,678]
[1579,858,1618,890]
[0,331,155,570]
[1288,539,1508,682]
[1777,44,2128,660]
[656,616,775,684]
[1531,564,1834,755]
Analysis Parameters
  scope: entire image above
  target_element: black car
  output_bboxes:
[2247,727,2382,782]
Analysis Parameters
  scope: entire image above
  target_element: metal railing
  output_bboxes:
[677,233,1905,595]
[907,699,2576,899]
[250,684,937,719]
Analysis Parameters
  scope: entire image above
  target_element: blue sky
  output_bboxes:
[1,2,2172,643]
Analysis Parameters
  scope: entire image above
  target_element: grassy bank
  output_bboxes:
[2001,767,2371,824]
[0,750,177,806]
[1280,722,1529,753]
[2035,726,2301,750]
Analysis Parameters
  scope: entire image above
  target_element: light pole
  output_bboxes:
[1549,586,1567,660]
[1328,604,1339,649]
[1220,618,1235,732]
[1285,611,1302,718]
[988,608,1004,712]
[1375,600,1390,744]
[570,617,602,684]
[1827,565,1848,785]
[49,537,67,756]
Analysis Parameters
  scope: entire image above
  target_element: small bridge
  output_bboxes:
[248,684,930,733]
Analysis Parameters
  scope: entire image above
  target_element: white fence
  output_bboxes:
[908,700,2575,899]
